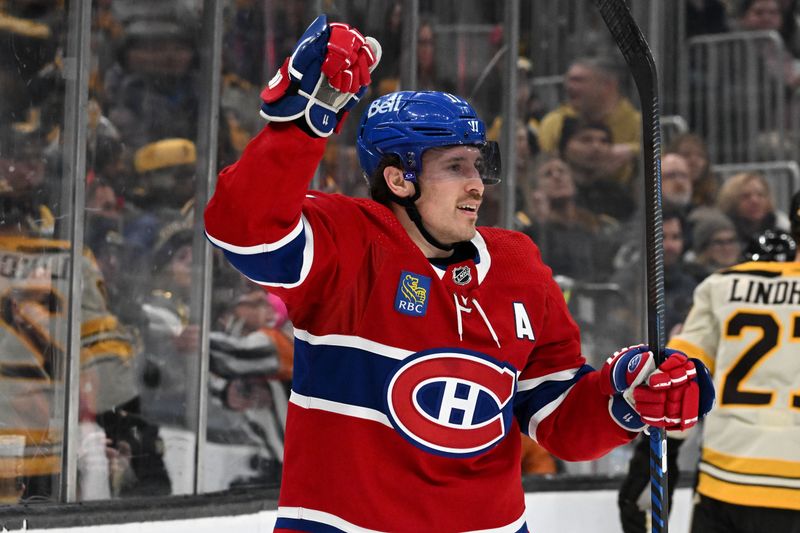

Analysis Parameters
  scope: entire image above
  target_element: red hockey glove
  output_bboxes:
[323,23,377,92]
[260,15,381,137]
[632,353,714,431]
[601,345,714,432]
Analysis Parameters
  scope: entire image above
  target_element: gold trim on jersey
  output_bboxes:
[725,261,800,276]
[0,455,60,477]
[0,14,52,40]
[697,472,800,511]
[80,316,121,337]
[0,429,58,444]
[22,455,60,477]
[81,339,134,363]
[0,236,98,263]
[703,447,800,478]
[666,338,714,374]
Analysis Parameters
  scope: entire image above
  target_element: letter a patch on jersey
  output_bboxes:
[395,271,431,317]
[513,302,535,341]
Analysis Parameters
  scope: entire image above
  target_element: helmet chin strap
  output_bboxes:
[391,182,456,252]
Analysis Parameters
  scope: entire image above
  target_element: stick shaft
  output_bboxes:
[591,1,669,531]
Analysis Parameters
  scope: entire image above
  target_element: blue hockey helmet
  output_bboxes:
[356,91,501,184]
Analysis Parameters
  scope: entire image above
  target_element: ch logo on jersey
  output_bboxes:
[385,349,516,457]
[395,271,430,317]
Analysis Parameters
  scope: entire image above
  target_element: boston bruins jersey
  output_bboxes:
[668,261,800,511]
[0,236,137,477]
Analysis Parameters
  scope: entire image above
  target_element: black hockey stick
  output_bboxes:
[591,1,669,532]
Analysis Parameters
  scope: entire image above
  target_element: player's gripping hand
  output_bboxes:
[260,15,382,137]
[599,345,715,432]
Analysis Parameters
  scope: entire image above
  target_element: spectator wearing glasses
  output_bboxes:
[687,209,743,282]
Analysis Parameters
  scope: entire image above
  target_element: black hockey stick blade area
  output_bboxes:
[591,1,670,532]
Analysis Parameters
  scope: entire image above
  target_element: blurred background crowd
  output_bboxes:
[0,0,798,506]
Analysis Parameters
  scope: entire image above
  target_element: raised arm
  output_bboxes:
[204,16,380,299]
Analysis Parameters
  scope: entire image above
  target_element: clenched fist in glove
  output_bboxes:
[260,15,382,137]
[599,345,714,432]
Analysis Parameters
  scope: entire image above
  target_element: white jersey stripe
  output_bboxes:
[526,385,575,439]
[293,329,414,360]
[289,391,392,427]
[243,216,315,289]
[277,506,385,533]
[276,505,527,533]
[205,216,305,255]
[517,368,579,391]
[465,511,527,533]
[473,231,491,284]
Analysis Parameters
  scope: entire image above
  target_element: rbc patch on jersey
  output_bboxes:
[395,271,431,317]
[385,348,516,457]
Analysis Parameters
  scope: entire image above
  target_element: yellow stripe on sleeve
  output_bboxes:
[81,339,134,363]
[667,337,715,374]
[697,472,800,511]
[80,316,120,337]
[703,448,800,478]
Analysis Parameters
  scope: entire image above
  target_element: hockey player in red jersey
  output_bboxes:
[205,15,714,533]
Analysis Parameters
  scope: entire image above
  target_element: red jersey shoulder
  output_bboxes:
[478,227,553,280]
[302,192,415,251]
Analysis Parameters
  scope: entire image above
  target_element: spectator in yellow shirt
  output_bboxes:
[538,56,641,185]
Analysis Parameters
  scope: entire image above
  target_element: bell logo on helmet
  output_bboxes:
[367,92,404,118]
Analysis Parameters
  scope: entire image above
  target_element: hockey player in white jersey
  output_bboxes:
[0,124,170,501]
[619,190,800,533]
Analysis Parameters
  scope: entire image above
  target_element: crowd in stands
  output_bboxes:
[0,0,798,500]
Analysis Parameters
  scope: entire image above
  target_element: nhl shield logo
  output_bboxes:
[452,265,472,286]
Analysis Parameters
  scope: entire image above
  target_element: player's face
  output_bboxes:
[416,145,485,245]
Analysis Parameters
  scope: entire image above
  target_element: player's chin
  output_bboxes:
[460,225,478,241]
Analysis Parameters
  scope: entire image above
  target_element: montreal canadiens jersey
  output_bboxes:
[668,261,800,511]
[0,236,137,478]
[205,123,633,532]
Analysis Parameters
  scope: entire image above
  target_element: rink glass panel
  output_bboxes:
[0,0,652,508]
[0,2,70,504]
